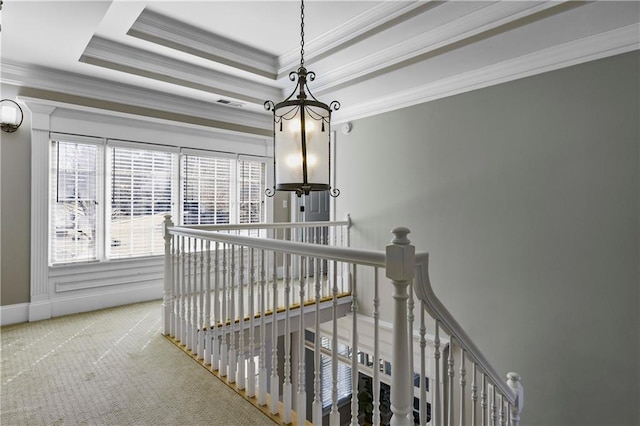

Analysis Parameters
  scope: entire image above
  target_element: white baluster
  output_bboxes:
[198,240,205,360]
[180,236,186,345]
[173,234,180,339]
[296,255,306,426]
[237,246,245,389]
[386,228,414,426]
[228,245,237,384]
[312,257,322,425]
[247,248,256,398]
[481,373,487,426]
[269,244,279,416]
[211,241,220,371]
[212,242,220,370]
[448,339,455,426]
[329,259,340,426]
[434,319,441,426]
[162,215,173,336]
[191,239,197,353]
[258,249,267,406]
[460,348,466,426]
[170,228,177,338]
[186,238,193,351]
[192,238,198,354]
[350,264,359,426]
[283,253,292,424]
[491,384,497,426]
[219,245,228,377]
[471,363,478,426]
[204,241,212,365]
[500,394,505,426]
[419,302,426,426]
[373,268,381,426]
[408,280,415,417]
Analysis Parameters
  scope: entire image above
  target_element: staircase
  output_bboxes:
[160,216,523,426]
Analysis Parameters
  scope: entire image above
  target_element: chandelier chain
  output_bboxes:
[300,0,305,67]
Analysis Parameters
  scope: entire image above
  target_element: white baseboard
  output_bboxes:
[28,299,53,322]
[1,283,162,325]
[50,283,163,318]
[0,303,29,326]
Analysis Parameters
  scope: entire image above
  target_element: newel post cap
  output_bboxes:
[386,227,415,281]
[507,372,524,411]
[163,214,174,240]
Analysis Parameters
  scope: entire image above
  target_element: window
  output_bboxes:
[109,146,174,259]
[50,140,100,263]
[238,159,265,224]
[182,155,231,225]
[49,135,267,266]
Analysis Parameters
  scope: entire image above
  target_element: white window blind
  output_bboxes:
[238,159,265,224]
[181,155,231,225]
[48,134,268,265]
[321,336,353,409]
[109,146,174,259]
[50,140,99,264]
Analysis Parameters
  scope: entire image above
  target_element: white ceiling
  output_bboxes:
[1,1,639,133]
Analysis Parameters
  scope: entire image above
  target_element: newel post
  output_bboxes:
[386,227,415,426]
[162,215,174,336]
[507,372,524,426]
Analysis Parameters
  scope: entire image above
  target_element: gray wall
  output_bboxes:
[0,84,31,306]
[335,52,639,426]
[1,52,637,424]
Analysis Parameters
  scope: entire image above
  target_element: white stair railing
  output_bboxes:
[412,246,524,426]
[161,216,523,425]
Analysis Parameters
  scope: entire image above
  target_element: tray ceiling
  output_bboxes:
[1,1,638,133]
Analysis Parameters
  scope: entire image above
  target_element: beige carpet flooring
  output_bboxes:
[0,300,277,425]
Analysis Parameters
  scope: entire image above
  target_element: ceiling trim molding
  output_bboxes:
[337,24,640,123]
[313,1,568,95]
[277,1,433,76]
[128,8,279,80]
[2,61,271,132]
[19,96,267,143]
[80,36,281,105]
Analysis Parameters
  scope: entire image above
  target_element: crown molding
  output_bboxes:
[80,36,281,105]
[313,1,568,95]
[278,1,433,77]
[2,61,271,133]
[337,24,640,123]
[19,95,268,146]
[128,8,279,80]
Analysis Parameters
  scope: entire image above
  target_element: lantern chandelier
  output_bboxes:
[264,0,340,198]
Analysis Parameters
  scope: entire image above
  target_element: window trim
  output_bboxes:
[27,99,273,322]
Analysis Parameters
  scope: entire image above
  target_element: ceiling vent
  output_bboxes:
[216,99,244,108]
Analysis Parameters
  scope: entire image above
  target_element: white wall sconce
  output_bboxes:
[0,99,24,133]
